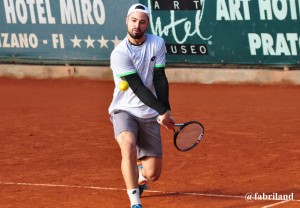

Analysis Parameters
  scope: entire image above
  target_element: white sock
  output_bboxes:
[127,188,141,206]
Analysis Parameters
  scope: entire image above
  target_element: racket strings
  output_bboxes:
[176,123,203,150]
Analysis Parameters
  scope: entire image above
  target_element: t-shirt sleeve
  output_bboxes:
[154,38,167,68]
[110,50,136,77]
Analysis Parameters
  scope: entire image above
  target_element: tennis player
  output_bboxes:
[108,3,175,208]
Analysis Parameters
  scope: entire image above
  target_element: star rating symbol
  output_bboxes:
[98,35,109,48]
[70,35,121,49]
[84,35,95,48]
[70,35,82,48]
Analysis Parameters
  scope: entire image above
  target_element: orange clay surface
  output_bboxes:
[0,78,299,208]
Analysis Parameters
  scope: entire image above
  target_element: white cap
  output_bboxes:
[127,3,150,17]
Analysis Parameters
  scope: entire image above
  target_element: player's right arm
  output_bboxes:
[122,73,168,115]
[123,73,174,129]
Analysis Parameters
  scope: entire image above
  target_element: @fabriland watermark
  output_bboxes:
[245,192,294,202]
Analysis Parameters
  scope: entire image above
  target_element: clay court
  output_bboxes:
[0,78,299,208]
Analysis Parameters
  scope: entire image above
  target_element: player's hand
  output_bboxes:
[157,111,175,129]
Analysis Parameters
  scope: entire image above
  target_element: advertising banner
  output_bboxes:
[140,0,300,65]
[0,0,135,64]
[0,0,299,65]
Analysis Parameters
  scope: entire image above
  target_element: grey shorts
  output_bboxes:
[110,110,162,159]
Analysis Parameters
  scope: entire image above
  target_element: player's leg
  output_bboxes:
[137,116,163,194]
[117,131,139,189]
[139,156,162,182]
[111,110,141,207]
[117,131,143,207]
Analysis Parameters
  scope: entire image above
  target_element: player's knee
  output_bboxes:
[117,132,137,158]
[147,174,160,182]
[145,170,161,182]
[121,142,136,158]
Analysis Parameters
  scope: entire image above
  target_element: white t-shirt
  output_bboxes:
[108,34,166,118]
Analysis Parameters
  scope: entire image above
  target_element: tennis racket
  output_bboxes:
[173,121,205,152]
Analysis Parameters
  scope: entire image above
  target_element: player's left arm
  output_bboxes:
[153,40,175,128]
[153,40,170,111]
[153,66,170,110]
[153,65,175,128]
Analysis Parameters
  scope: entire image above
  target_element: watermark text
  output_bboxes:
[245,192,294,202]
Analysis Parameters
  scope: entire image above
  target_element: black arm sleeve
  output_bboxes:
[122,73,168,115]
[153,67,171,110]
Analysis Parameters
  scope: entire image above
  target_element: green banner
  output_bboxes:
[0,0,299,66]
